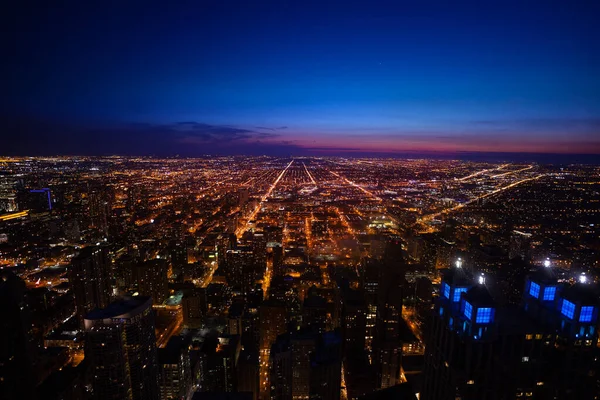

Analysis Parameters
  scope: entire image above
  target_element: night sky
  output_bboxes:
[3,0,600,158]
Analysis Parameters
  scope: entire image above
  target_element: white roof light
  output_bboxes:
[455,258,462,269]
[543,258,551,268]
[579,273,587,284]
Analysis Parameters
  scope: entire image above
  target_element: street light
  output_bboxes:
[579,273,587,284]
[543,258,551,268]
[455,258,463,269]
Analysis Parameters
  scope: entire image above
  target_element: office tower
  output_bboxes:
[225,247,255,293]
[171,240,189,270]
[270,330,342,400]
[252,231,267,273]
[182,288,206,329]
[158,336,193,400]
[228,302,244,335]
[84,296,159,400]
[69,246,112,327]
[0,271,36,400]
[259,300,288,399]
[361,259,381,354]
[302,291,328,334]
[422,264,600,400]
[204,335,241,393]
[237,344,260,400]
[341,288,367,354]
[421,266,495,400]
[89,189,110,235]
[309,331,343,400]
[260,300,288,351]
[134,259,169,305]
[373,276,403,389]
[270,331,316,400]
[341,287,375,400]
[520,268,599,399]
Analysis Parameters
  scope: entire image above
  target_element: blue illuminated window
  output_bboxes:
[561,299,575,319]
[442,283,450,299]
[543,286,556,301]
[476,308,494,324]
[580,306,594,323]
[453,287,467,302]
[464,301,472,319]
[529,282,540,299]
[439,307,444,316]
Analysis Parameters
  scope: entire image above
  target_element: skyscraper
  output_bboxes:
[158,336,193,400]
[84,296,159,400]
[0,271,36,400]
[134,259,169,305]
[69,246,112,327]
[422,264,599,400]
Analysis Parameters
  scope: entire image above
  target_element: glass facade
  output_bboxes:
[542,286,556,301]
[453,287,467,302]
[464,301,472,319]
[579,306,594,323]
[529,281,540,299]
[476,307,494,324]
[561,299,575,319]
[442,282,450,299]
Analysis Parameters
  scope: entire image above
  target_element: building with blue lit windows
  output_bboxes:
[422,265,600,400]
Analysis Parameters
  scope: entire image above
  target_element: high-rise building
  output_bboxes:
[259,299,288,352]
[89,189,110,236]
[69,246,112,327]
[182,288,206,329]
[84,296,159,400]
[134,259,169,305]
[422,265,600,400]
[270,330,342,400]
[0,271,36,400]
[204,335,241,393]
[373,260,404,390]
[158,336,193,400]
[309,331,342,400]
[225,247,255,293]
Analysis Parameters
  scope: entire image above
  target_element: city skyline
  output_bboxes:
[3,1,600,157]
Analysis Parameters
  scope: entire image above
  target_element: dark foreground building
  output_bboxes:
[84,296,159,400]
[422,265,599,400]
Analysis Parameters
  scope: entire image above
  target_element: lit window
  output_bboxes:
[561,299,575,319]
[476,307,494,324]
[536,382,544,386]
[466,380,474,385]
[439,307,444,316]
[442,282,450,299]
[535,334,542,340]
[525,334,533,340]
[522,356,529,362]
[542,286,556,301]
[579,306,594,322]
[453,287,467,302]
[529,282,540,299]
[464,301,472,319]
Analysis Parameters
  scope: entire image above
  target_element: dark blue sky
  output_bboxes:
[3,0,600,156]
